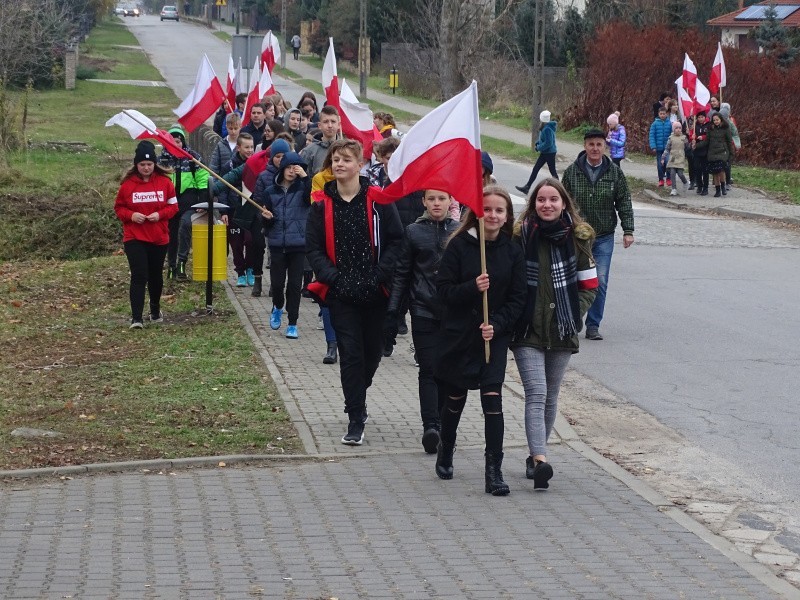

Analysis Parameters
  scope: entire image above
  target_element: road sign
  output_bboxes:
[216,0,226,5]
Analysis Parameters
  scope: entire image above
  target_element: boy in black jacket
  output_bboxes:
[306,139,403,446]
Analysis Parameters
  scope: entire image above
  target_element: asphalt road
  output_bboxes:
[124,14,800,539]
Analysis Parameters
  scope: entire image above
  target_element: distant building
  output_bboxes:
[708,0,800,50]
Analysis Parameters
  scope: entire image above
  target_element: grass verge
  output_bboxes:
[0,18,300,470]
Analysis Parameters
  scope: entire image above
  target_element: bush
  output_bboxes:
[76,65,99,80]
[564,22,800,169]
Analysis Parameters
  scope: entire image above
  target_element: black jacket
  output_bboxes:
[305,177,403,305]
[388,213,458,320]
[434,229,526,389]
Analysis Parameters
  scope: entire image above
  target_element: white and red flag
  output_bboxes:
[369,81,483,216]
[674,76,695,119]
[709,42,726,95]
[235,58,247,95]
[173,54,226,132]
[260,30,281,74]
[322,38,340,109]
[258,63,276,99]
[693,78,712,113]
[225,55,237,112]
[339,79,381,160]
[682,53,697,99]
[241,57,261,127]
[106,109,193,160]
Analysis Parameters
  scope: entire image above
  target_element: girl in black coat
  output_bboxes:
[434,185,527,496]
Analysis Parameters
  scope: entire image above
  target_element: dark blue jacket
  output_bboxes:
[536,121,558,154]
[257,153,311,251]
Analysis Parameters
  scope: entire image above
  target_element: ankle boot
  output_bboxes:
[435,441,455,480]
[485,451,510,496]
[721,184,727,196]
[714,185,722,197]
[322,341,337,364]
[251,276,262,297]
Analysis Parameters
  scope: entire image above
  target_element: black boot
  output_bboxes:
[721,184,727,196]
[701,187,708,196]
[251,276,262,297]
[167,265,176,280]
[176,261,188,280]
[485,451,510,496]
[323,341,337,364]
[515,184,530,195]
[714,185,722,197]
[435,441,455,480]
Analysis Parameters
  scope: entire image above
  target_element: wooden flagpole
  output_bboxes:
[121,110,272,219]
[479,217,490,364]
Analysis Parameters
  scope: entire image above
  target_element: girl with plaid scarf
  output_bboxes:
[511,178,599,490]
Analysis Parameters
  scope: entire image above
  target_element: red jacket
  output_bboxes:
[114,173,178,245]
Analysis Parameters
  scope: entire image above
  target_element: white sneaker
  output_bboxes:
[670,189,678,196]
[317,316,324,330]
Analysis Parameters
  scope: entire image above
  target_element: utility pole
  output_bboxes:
[235,0,239,34]
[531,0,545,150]
[280,0,287,68]
[359,0,367,98]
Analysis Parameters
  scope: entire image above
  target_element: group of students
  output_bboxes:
[650,93,740,197]
[114,90,601,497]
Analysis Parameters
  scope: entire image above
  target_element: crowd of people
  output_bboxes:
[114,85,647,496]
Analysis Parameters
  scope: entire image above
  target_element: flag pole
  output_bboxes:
[479,217,490,364]
[121,111,272,219]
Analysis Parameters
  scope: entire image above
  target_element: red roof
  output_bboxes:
[708,0,800,28]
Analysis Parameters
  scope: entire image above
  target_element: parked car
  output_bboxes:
[160,5,179,21]
[114,6,126,16]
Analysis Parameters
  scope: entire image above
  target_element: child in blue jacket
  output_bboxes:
[649,106,673,186]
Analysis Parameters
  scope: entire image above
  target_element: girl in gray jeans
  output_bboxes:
[511,178,598,490]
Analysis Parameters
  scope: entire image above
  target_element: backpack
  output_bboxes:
[212,106,226,136]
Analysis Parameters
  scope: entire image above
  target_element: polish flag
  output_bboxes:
[693,78,712,113]
[242,148,271,194]
[339,79,381,160]
[225,55,237,112]
[235,58,247,95]
[241,57,261,127]
[105,109,157,140]
[709,42,726,95]
[369,81,483,216]
[173,54,226,132]
[674,76,694,119]
[258,64,276,100]
[260,30,281,74]
[106,110,192,160]
[682,53,697,99]
[322,38,339,109]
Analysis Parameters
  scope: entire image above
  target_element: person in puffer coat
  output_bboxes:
[386,189,459,454]
[649,106,672,186]
[259,152,310,339]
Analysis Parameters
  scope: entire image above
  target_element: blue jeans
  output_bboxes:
[586,233,614,330]
[655,154,666,181]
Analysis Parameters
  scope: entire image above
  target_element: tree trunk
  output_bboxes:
[439,0,466,100]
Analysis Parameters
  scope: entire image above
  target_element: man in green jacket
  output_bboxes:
[562,129,635,340]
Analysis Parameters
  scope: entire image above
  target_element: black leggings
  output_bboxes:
[524,152,558,187]
[124,240,168,321]
[438,381,504,455]
[269,249,305,325]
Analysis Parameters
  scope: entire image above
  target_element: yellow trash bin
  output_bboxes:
[192,223,227,281]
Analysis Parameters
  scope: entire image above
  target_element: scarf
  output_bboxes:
[520,212,582,340]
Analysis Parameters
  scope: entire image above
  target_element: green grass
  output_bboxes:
[731,165,800,204]
[213,31,232,42]
[82,20,165,81]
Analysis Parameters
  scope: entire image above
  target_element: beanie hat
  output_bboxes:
[269,139,291,157]
[167,124,187,148]
[481,151,494,174]
[672,121,683,131]
[606,113,619,127]
[133,140,157,165]
[719,102,731,119]
[539,110,551,123]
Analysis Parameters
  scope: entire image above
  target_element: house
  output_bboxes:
[708,0,800,50]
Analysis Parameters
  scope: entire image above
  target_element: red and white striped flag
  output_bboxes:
[682,53,697,99]
[173,54,226,132]
[260,30,281,74]
[339,79,381,160]
[241,57,261,127]
[709,42,726,95]
[369,81,483,216]
[106,110,192,160]
[322,38,339,109]
[675,76,695,119]
[258,63,276,99]
[225,55,237,112]
[693,78,712,113]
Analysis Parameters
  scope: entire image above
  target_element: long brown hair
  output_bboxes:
[120,162,172,184]
[449,184,515,244]
[517,178,584,225]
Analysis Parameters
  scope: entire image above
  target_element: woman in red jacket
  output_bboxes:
[114,141,179,328]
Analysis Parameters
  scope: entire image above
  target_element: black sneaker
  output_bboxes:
[129,319,144,330]
[421,428,440,454]
[515,185,530,195]
[585,327,603,340]
[398,321,409,335]
[176,261,188,280]
[382,345,394,357]
[530,458,553,490]
[341,420,365,445]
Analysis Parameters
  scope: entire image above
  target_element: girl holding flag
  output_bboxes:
[433,185,526,496]
[510,178,598,490]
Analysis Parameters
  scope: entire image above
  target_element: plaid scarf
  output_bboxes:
[520,212,582,340]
